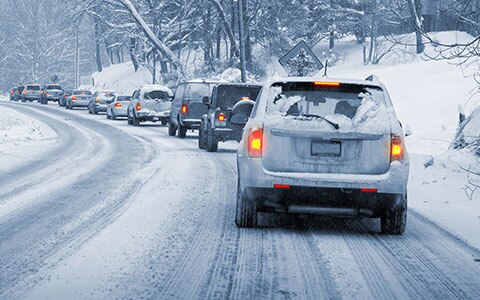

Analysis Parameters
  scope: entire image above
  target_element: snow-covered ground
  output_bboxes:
[0,97,57,173]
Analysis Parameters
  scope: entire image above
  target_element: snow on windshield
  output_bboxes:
[265,83,392,134]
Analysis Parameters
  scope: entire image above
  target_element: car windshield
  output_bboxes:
[144,90,169,100]
[117,96,131,102]
[188,83,212,102]
[268,82,385,120]
[215,85,262,110]
[27,85,40,90]
[46,85,62,90]
[99,92,115,98]
[74,90,92,96]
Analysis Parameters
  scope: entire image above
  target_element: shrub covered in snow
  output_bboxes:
[453,106,480,155]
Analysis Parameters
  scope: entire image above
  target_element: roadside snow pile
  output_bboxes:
[0,107,48,143]
[89,62,152,95]
[453,106,480,155]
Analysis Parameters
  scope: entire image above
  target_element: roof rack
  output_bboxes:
[365,74,381,83]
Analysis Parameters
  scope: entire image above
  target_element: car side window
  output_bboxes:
[174,84,185,104]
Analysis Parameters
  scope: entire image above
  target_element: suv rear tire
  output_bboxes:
[168,122,177,136]
[381,195,407,235]
[198,123,206,149]
[206,128,218,152]
[235,179,257,228]
[178,124,187,138]
[132,113,140,126]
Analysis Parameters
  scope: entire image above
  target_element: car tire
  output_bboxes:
[168,122,177,136]
[111,113,117,120]
[198,124,206,150]
[106,112,111,119]
[381,195,407,235]
[235,178,257,228]
[178,124,187,138]
[132,112,140,126]
[206,128,218,152]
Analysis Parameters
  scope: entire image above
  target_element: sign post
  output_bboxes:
[279,41,323,77]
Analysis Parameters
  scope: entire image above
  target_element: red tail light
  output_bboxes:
[71,96,77,100]
[181,104,188,114]
[217,113,226,122]
[45,92,49,97]
[23,90,28,94]
[136,103,141,111]
[361,188,378,193]
[274,184,290,189]
[115,102,122,108]
[10,90,14,95]
[247,128,263,157]
[391,135,404,161]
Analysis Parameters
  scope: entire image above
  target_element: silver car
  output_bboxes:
[127,85,173,126]
[235,76,409,234]
[106,95,132,120]
[65,90,93,109]
[88,91,116,114]
[21,84,42,102]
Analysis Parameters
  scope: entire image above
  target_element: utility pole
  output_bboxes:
[237,0,247,83]
[152,51,157,84]
[75,26,79,88]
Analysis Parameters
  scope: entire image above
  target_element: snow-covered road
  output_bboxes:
[0,101,479,299]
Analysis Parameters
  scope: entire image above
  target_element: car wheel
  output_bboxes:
[111,113,117,120]
[178,124,187,138]
[206,128,218,152]
[235,177,257,228]
[168,122,177,136]
[88,106,93,114]
[381,195,407,235]
[198,124,206,150]
[106,112,111,119]
[132,113,140,126]
[93,108,98,115]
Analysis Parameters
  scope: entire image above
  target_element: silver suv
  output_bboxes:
[127,85,173,126]
[235,76,409,234]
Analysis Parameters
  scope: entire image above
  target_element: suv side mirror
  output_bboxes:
[202,96,210,107]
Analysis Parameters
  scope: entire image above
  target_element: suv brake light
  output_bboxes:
[115,102,122,108]
[136,103,141,111]
[391,135,404,161]
[248,128,263,157]
[71,96,77,100]
[217,113,226,122]
[181,104,188,114]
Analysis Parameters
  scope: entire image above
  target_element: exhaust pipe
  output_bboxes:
[288,205,373,217]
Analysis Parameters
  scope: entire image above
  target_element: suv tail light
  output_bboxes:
[10,90,14,95]
[248,128,263,157]
[217,113,226,122]
[181,104,188,114]
[23,90,28,94]
[136,103,141,111]
[71,96,77,100]
[45,92,49,97]
[391,135,404,161]
[115,102,122,108]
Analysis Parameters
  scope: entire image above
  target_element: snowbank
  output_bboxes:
[86,62,153,95]
[0,106,54,144]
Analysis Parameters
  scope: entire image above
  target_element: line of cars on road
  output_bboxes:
[8,75,409,234]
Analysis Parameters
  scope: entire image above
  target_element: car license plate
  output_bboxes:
[311,141,341,157]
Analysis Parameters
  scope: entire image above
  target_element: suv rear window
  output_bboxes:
[187,83,212,102]
[144,90,169,100]
[268,82,386,120]
[46,85,62,90]
[27,85,40,90]
[215,85,262,110]
[117,96,131,102]
[74,90,92,95]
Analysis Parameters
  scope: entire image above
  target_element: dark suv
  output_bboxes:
[199,83,262,152]
[40,84,63,104]
[169,80,218,138]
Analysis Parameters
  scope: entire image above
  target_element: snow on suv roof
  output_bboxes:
[265,76,384,88]
[141,84,173,95]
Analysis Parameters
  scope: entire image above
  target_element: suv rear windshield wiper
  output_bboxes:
[296,113,340,130]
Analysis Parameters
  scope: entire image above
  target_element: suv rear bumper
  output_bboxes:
[180,118,201,129]
[214,127,242,142]
[238,155,409,203]
[137,110,169,122]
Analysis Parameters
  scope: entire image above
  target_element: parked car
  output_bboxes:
[88,91,116,114]
[199,83,262,151]
[59,89,73,107]
[235,76,409,235]
[9,87,19,101]
[106,95,132,120]
[65,90,93,110]
[169,80,218,138]
[40,84,63,104]
[21,84,42,102]
[127,85,173,126]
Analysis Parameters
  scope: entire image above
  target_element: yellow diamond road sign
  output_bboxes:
[279,41,323,77]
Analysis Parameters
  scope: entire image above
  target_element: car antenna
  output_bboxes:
[323,60,328,77]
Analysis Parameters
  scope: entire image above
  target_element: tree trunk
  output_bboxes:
[93,15,103,72]
[130,38,139,72]
[242,0,252,71]
[407,0,425,54]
